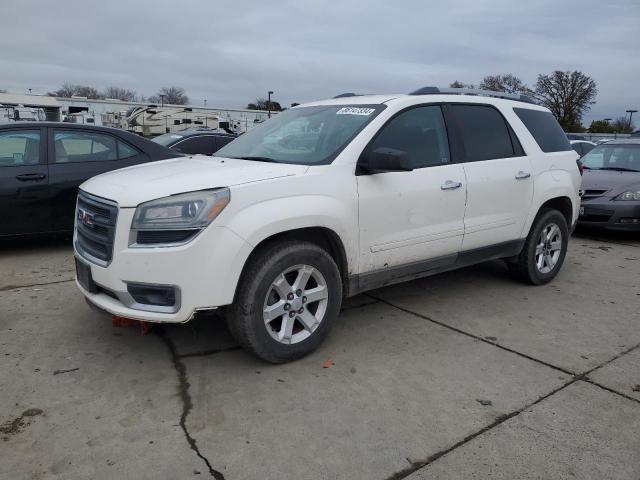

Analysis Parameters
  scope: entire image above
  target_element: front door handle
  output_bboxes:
[16,173,47,181]
[515,171,531,180]
[441,180,462,190]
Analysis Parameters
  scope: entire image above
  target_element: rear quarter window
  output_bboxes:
[514,108,571,153]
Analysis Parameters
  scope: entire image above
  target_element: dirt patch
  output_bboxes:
[0,408,43,436]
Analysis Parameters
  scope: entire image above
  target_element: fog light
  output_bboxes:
[127,283,176,307]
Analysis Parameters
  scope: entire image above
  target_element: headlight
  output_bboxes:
[614,190,640,201]
[132,188,230,230]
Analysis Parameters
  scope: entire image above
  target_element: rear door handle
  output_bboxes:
[441,180,462,190]
[515,171,531,180]
[15,173,46,181]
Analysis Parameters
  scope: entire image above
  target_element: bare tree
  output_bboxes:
[479,74,529,94]
[449,80,475,89]
[47,82,102,99]
[247,97,282,111]
[148,86,189,105]
[103,86,138,102]
[48,82,77,97]
[532,70,598,131]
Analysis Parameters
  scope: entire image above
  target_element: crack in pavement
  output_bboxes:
[366,294,575,376]
[179,346,242,359]
[156,327,225,479]
[0,278,74,292]
[384,378,578,480]
[371,295,640,480]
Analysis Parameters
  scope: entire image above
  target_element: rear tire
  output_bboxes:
[227,240,342,363]
[508,209,569,285]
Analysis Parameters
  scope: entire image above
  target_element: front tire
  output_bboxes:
[227,241,342,363]
[508,209,569,285]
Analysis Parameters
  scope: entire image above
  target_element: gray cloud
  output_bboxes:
[1,0,638,124]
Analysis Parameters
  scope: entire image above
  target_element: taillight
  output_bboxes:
[576,159,584,176]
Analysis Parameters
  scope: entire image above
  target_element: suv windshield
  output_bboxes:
[581,144,640,172]
[215,105,385,165]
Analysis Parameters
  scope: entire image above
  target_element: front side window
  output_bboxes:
[581,145,640,172]
[0,130,41,167]
[216,104,385,165]
[366,105,450,169]
[452,105,515,162]
[53,130,117,163]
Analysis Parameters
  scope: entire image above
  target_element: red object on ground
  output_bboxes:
[111,315,152,335]
[322,359,334,369]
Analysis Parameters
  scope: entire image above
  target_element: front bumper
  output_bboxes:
[74,207,253,323]
[578,199,640,231]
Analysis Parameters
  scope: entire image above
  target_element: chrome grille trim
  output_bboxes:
[75,190,119,267]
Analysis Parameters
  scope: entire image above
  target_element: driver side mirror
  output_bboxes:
[359,147,413,174]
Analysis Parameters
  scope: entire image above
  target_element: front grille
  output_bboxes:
[75,191,118,266]
[581,189,608,200]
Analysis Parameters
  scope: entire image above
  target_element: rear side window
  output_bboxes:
[117,141,139,159]
[53,130,117,163]
[451,105,516,162]
[514,108,571,153]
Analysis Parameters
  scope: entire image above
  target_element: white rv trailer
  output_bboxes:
[126,106,220,136]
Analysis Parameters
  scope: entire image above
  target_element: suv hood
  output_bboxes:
[81,155,308,207]
[582,169,640,194]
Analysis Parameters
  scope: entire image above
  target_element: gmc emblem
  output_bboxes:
[77,208,95,227]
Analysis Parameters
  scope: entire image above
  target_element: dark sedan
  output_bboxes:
[152,128,236,155]
[578,139,640,231]
[0,122,179,237]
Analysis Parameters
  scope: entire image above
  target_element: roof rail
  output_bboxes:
[333,92,360,98]
[409,86,536,104]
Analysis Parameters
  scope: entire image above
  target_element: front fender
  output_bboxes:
[225,194,359,274]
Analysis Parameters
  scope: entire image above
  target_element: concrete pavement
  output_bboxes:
[0,231,638,479]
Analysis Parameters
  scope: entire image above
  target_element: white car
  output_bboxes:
[74,87,581,362]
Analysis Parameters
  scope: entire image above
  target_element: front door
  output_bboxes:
[357,105,467,275]
[0,127,50,236]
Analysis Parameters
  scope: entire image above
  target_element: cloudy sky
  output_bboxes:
[1,0,638,124]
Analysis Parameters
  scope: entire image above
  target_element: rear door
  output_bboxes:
[449,104,534,251]
[48,128,150,231]
[357,105,467,275]
[0,127,50,235]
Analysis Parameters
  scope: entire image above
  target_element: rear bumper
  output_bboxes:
[578,200,640,231]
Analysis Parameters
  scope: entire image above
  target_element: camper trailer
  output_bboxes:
[0,104,46,124]
[126,106,219,136]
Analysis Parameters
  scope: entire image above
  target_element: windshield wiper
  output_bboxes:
[599,167,640,172]
[229,156,279,163]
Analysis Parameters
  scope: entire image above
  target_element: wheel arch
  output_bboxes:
[235,226,351,300]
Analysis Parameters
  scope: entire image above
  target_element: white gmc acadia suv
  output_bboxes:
[74,87,581,363]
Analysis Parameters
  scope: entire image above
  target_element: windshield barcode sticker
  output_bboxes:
[336,107,375,116]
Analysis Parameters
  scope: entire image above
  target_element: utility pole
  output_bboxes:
[268,90,274,118]
[204,99,207,108]
[160,94,165,108]
[626,109,637,128]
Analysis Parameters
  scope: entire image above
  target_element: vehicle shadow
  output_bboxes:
[572,226,639,246]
